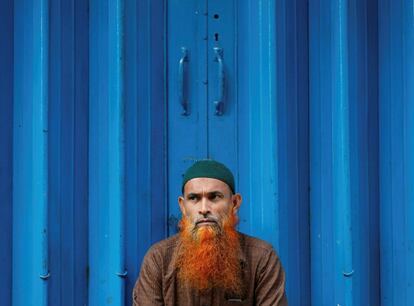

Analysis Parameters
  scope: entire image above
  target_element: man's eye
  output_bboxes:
[210,194,221,200]
[188,196,197,201]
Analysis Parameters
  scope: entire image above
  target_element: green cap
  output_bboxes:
[182,159,235,194]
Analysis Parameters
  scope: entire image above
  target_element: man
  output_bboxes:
[133,159,288,305]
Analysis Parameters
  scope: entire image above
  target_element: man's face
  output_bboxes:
[176,177,243,292]
[178,177,242,232]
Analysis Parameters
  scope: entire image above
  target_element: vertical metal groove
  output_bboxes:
[333,0,353,305]
[108,0,126,303]
[266,0,279,246]
[38,0,50,293]
[0,0,13,304]
[257,0,264,227]
[33,0,50,303]
[116,0,126,281]
[333,0,354,306]
[147,0,152,241]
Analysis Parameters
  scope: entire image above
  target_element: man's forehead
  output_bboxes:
[183,177,230,193]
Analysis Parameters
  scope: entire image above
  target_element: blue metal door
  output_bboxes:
[166,1,310,305]
[167,0,238,234]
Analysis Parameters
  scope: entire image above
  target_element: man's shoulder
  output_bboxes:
[142,234,181,266]
[146,234,180,255]
[239,232,273,250]
[238,232,283,277]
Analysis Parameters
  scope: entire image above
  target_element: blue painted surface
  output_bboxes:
[208,0,237,169]
[89,1,166,304]
[48,0,89,305]
[2,1,414,305]
[12,0,50,305]
[0,1,13,305]
[124,0,167,303]
[89,0,127,304]
[237,1,310,304]
[167,0,209,235]
[379,0,414,305]
[309,0,380,305]
[331,1,353,305]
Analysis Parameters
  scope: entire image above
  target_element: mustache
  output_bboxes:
[190,216,223,236]
[194,216,219,225]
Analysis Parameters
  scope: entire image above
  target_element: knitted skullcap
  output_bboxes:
[182,159,235,193]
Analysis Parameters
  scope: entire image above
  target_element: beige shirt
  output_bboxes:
[133,232,288,306]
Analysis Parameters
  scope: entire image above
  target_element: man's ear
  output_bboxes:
[178,195,186,215]
[231,193,242,214]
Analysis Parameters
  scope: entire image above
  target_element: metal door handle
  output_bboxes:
[178,47,189,116]
[213,47,225,116]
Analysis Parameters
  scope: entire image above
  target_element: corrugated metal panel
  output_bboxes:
[48,0,89,305]
[13,0,50,305]
[89,0,166,305]
[379,0,414,305]
[1,0,414,305]
[89,0,126,304]
[124,0,167,304]
[0,1,13,305]
[237,1,310,305]
[1,0,166,305]
[309,0,380,305]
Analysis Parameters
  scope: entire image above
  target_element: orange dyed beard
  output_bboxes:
[176,213,242,294]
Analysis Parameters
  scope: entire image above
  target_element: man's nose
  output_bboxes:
[199,198,211,216]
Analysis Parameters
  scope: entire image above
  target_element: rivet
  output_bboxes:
[40,272,50,280]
